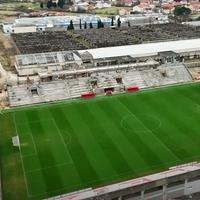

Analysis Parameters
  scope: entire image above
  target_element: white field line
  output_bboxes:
[23,150,198,199]
[26,169,137,199]
[116,99,181,162]
[15,121,38,156]
[15,117,74,197]
[51,119,74,164]
[120,114,162,132]
[27,157,190,199]
[28,130,38,156]
[13,112,31,197]
[25,162,73,174]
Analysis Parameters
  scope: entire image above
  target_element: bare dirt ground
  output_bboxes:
[0,33,17,72]
[0,10,20,23]
[0,9,20,108]
[0,63,9,108]
[187,67,200,80]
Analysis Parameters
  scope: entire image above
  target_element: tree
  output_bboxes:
[40,2,44,9]
[89,22,93,29]
[84,22,87,29]
[97,20,105,28]
[117,17,121,27]
[173,6,191,21]
[97,20,102,29]
[52,2,57,8]
[111,16,114,26]
[58,0,65,8]
[79,19,82,29]
[47,0,52,9]
[69,20,74,30]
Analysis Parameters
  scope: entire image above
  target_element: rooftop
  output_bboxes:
[78,39,200,59]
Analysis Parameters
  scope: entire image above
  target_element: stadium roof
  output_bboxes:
[78,39,200,59]
[14,15,111,26]
[15,51,81,69]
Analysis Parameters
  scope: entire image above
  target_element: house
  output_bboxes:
[95,1,112,9]
[119,8,130,15]
[162,3,174,14]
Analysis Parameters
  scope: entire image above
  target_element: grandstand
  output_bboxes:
[7,38,199,106]
[7,64,192,107]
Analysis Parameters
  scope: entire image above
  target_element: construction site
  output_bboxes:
[11,23,200,54]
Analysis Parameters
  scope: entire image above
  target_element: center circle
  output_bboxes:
[120,114,161,132]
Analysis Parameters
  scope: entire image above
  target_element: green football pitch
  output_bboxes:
[1,83,200,200]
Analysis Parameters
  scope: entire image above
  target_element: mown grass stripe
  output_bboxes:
[116,98,181,163]
[97,98,169,169]
[26,111,64,195]
[126,91,198,160]
[75,103,134,176]
[49,106,100,187]
[60,105,120,181]
[150,90,200,156]
[89,101,150,172]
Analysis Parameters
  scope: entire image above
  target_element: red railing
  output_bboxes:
[81,92,96,99]
[126,86,139,92]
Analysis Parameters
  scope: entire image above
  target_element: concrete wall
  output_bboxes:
[13,26,36,34]
[2,24,13,33]
[93,169,200,200]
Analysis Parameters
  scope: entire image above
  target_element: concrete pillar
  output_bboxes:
[185,178,188,186]
[141,190,145,200]
[163,184,167,200]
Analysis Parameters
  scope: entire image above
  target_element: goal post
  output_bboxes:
[12,136,20,148]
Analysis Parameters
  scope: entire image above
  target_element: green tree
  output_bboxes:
[84,22,87,29]
[174,6,191,21]
[111,16,114,26]
[97,20,102,29]
[47,0,52,9]
[117,17,121,27]
[58,0,66,8]
[89,22,93,29]
[40,2,44,9]
[52,2,57,8]
[69,20,74,30]
[79,19,82,29]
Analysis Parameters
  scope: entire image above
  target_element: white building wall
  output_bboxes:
[13,26,37,33]
[2,24,13,34]
[185,180,200,195]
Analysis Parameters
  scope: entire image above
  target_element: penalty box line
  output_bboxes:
[13,115,74,198]
[13,112,32,198]
[25,161,74,174]
[51,118,74,165]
